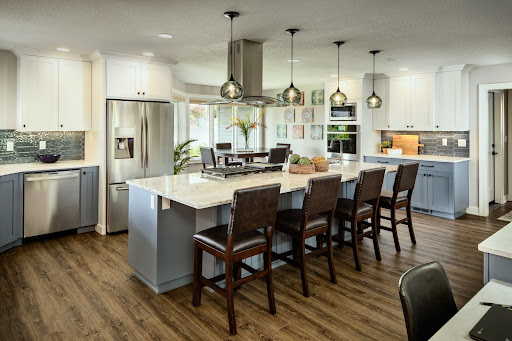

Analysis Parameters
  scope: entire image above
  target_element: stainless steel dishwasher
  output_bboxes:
[24,170,81,238]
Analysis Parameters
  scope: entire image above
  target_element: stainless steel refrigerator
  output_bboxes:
[107,100,173,233]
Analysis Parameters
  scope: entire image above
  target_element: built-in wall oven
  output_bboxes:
[326,125,360,161]
[330,102,357,121]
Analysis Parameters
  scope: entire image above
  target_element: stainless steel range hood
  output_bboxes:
[203,39,281,107]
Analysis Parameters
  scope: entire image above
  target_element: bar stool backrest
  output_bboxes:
[354,168,386,204]
[268,147,287,164]
[228,184,281,235]
[394,162,419,193]
[200,147,216,168]
[302,175,342,217]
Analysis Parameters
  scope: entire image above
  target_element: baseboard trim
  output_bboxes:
[466,206,480,216]
[95,224,106,235]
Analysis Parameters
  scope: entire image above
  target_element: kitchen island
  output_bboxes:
[478,222,512,284]
[126,161,397,294]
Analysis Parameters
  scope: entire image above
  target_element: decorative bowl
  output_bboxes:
[39,154,61,163]
[289,163,315,174]
[387,148,403,155]
[314,162,329,172]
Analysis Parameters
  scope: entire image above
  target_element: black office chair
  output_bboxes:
[268,147,287,164]
[398,261,458,341]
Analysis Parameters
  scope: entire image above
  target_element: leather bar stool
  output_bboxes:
[377,162,419,252]
[268,147,287,164]
[333,168,385,271]
[276,143,291,162]
[215,143,242,167]
[192,183,281,335]
[272,175,342,297]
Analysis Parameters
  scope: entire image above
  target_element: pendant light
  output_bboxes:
[330,41,347,107]
[282,29,301,105]
[220,11,244,101]
[366,50,383,109]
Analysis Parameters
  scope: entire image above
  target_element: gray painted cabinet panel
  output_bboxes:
[0,174,22,248]
[428,171,454,213]
[411,171,428,208]
[80,167,99,227]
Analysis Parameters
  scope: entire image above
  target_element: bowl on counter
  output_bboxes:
[387,148,403,155]
[39,154,61,163]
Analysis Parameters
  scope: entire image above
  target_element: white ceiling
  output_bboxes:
[1,0,512,89]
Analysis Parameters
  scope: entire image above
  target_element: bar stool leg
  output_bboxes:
[192,241,203,307]
[264,248,276,314]
[326,228,337,284]
[406,204,417,245]
[339,218,346,248]
[371,210,381,261]
[233,262,242,291]
[299,238,310,297]
[377,206,382,234]
[390,208,401,252]
[350,219,361,271]
[225,259,237,335]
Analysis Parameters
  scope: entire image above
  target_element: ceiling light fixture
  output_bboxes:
[143,52,155,57]
[399,67,409,71]
[366,50,383,109]
[56,48,70,52]
[329,41,347,107]
[220,11,244,101]
[157,33,173,39]
[282,29,301,105]
[288,59,300,62]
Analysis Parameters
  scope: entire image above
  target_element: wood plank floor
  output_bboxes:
[1,204,510,340]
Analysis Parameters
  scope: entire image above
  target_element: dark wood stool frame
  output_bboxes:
[333,168,386,271]
[272,175,342,297]
[192,183,281,335]
[377,162,419,252]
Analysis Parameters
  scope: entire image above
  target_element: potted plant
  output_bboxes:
[174,139,197,175]
[227,111,267,150]
[380,141,392,154]
[288,154,316,174]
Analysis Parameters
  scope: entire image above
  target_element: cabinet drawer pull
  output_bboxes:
[421,164,434,168]
[377,161,389,164]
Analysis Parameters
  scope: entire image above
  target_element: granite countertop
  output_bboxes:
[364,153,470,163]
[0,160,100,176]
[126,161,398,209]
[478,222,512,259]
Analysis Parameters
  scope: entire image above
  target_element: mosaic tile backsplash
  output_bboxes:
[381,131,470,157]
[0,130,85,164]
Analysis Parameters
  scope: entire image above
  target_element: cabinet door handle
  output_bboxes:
[428,174,432,177]
[423,173,426,176]
[23,124,26,128]
[142,92,146,95]
[388,125,390,128]
[436,125,439,128]
[420,164,434,168]
[60,124,63,128]
[407,125,409,128]
[377,161,389,164]
[137,91,141,95]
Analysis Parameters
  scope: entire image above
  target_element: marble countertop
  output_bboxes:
[0,160,99,176]
[126,161,397,210]
[478,222,512,259]
[364,153,470,163]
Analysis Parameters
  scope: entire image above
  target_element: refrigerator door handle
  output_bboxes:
[145,114,149,167]
[140,115,144,168]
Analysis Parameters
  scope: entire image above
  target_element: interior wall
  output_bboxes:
[509,90,512,200]
[0,50,17,129]
[504,91,508,197]
[468,63,512,209]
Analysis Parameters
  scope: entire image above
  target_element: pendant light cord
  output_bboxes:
[372,52,375,93]
[291,32,294,85]
[230,16,234,78]
[337,44,340,90]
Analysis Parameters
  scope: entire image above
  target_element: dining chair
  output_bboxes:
[200,147,216,168]
[192,183,281,335]
[333,168,385,271]
[398,261,458,341]
[276,143,291,162]
[268,147,287,164]
[272,175,341,297]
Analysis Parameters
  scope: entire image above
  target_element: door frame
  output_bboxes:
[478,83,512,216]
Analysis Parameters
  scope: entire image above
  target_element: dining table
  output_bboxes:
[214,147,291,166]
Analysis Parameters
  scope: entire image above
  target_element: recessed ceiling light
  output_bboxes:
[399,67,409,71]
[143,52,155,57]
[288,59,300,62]
[57,48,70,52]
[330,74,338,77]
[157,33,173,39]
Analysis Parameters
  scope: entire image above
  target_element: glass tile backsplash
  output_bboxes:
[0,130,85,164]
[381,131,469,157]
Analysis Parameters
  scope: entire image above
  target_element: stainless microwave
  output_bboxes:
[330,103,357,121]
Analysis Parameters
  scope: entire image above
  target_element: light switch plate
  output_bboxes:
[442,138,448,146]
[6,141,14,151]
[458,139,466,147]
[39,141,46,150]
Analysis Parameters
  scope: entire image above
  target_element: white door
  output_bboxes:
[19,56,59,131]
[372,78,389,130]
[140,63,171,101]
[106,59,141,99]
[388,76,410,130]
[435,72,458,131]
[488,92,495,203]
[410,73,435,130]
[58,60,91,131]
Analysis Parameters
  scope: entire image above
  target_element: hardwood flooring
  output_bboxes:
[0,204,510,340]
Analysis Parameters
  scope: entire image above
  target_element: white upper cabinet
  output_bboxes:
[371,78,390,130]
[409,73,435,130]
[340,79,363,101]
[18,55,91,131]
[106,58,171,101]
[58,60,91,131]
[435,71,468,131]
[18,56,59,131]
[388,76,410,130]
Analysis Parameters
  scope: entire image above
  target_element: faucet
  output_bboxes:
[329,137,344,163]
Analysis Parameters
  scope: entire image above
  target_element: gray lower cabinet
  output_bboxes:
[364,156,468,219]
[80,167,99,227]
[0,174,23,252]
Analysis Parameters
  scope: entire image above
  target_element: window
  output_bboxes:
[189,103,210,157]
[173,93,186,145]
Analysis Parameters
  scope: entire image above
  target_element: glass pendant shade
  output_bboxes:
[282,83,301,104]
[330,87,347,106]
[366,92,382,109]
[221,75,244,100]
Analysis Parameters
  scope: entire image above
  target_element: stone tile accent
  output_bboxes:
[0,130,85,164]
[381,131,469,157]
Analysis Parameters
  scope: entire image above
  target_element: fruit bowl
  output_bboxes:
[289,163,315,174]
[39,154,61,163]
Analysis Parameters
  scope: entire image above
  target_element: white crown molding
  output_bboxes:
[88,50,179,66]
[12,47,90,61]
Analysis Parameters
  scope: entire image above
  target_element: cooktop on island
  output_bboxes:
[201,163,283,179]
